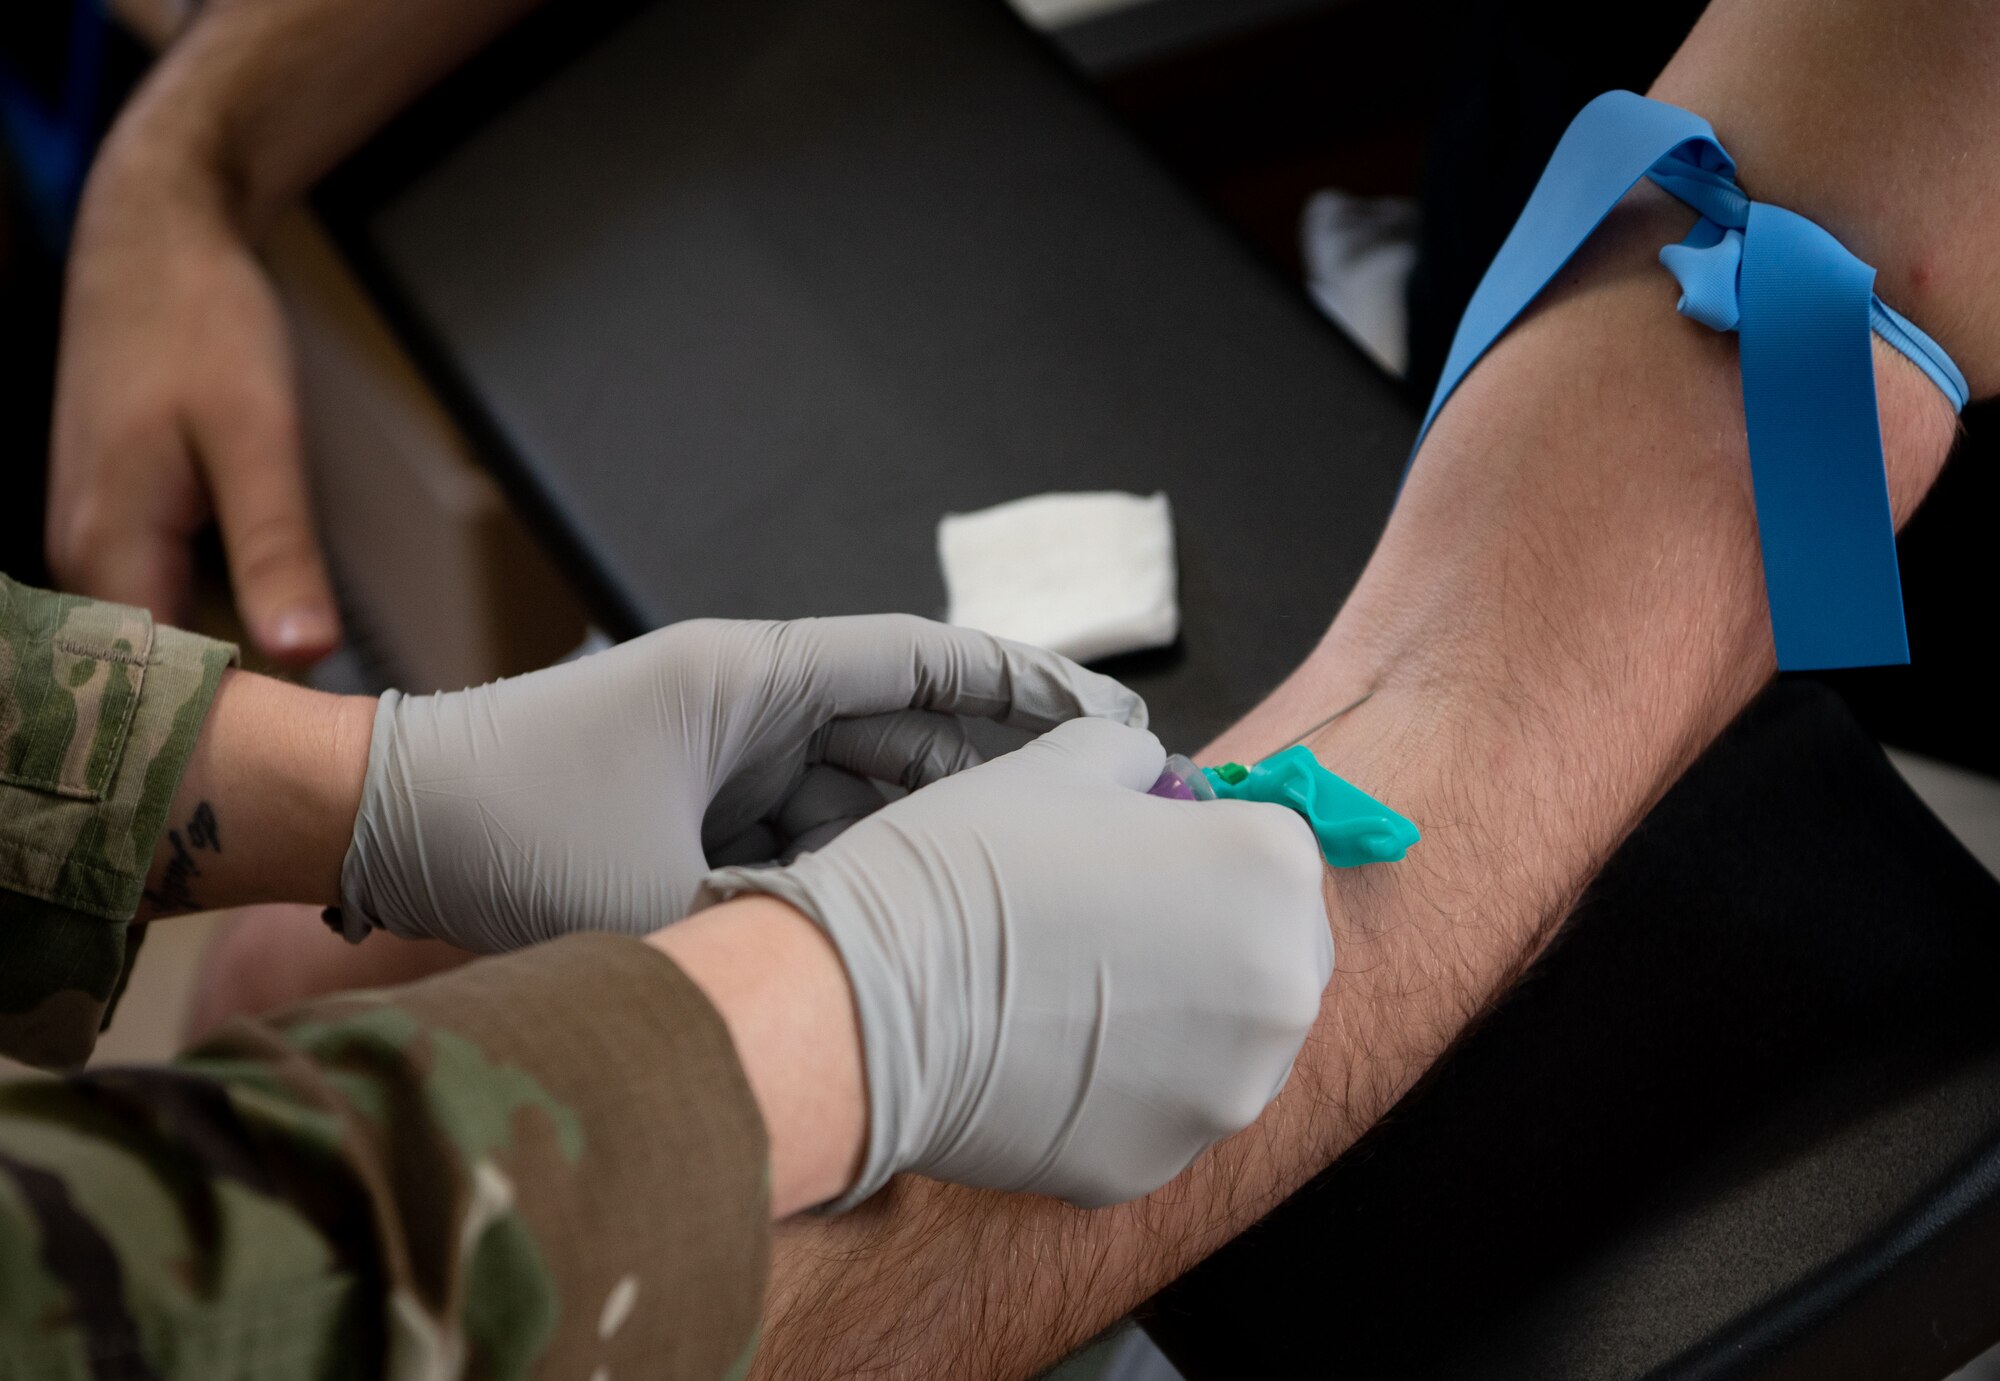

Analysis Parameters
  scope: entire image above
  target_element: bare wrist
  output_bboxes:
[141,672,375,920]
[83,21,293,241]
[80,94,245,248]
[648,898,868,1219]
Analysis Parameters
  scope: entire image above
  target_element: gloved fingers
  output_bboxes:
[782,819,867,861]
[774,765,888,857]
[707,820,784,868]
[784,614,1147,731]
[813,711,985,791]
[704,750,807,849]
[1008,716,1166,791]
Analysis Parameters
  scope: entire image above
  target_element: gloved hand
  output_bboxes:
[700,716,1334,1211]
[338,616,1143,951]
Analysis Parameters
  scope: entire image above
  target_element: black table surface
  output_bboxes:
[320,1,2000,1376]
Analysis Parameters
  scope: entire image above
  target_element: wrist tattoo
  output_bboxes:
[144,800,221,916]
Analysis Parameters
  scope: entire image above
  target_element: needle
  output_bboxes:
[1283,689,1376,749]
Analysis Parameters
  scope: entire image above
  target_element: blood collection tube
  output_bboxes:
[1147,754,1217,802]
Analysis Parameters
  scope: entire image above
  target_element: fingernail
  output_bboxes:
[268,606,339,654]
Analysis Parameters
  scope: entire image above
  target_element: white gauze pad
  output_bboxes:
[937,491,1179,664]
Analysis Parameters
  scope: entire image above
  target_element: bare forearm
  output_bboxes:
[649,898,868,1220]
[1200,223,1957,1211]
[99,0,549,233]
[750,8,1985,1372]
[139,670,374,920]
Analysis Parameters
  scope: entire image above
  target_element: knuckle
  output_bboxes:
[1205,1081,1273,1139]
[919,722,976,780]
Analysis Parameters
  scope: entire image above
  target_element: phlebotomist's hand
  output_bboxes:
[702,716,1334,1211]
[336,615,1143,952]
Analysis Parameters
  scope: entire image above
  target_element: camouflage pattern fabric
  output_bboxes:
[0,575,236,1069]
[0,935,770,1380]
[0,581,771,1376]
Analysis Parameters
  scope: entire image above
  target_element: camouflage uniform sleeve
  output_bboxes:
[0,932,771,1380]
[0,574,238,1070]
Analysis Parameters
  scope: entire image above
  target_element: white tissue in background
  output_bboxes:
[938,491,1179,664]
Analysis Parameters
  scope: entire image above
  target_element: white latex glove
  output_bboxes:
[701,717,1334,1211]
[338,616,1143,951]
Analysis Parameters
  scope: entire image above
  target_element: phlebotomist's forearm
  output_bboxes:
[135,669,372,920]
[0,577,831,1377]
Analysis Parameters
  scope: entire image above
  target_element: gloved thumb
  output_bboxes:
[1012,717,1166,791]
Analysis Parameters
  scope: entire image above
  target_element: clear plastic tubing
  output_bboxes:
[1147,754,1217,802]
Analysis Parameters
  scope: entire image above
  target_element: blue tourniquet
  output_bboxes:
[1414,91,1968,671]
